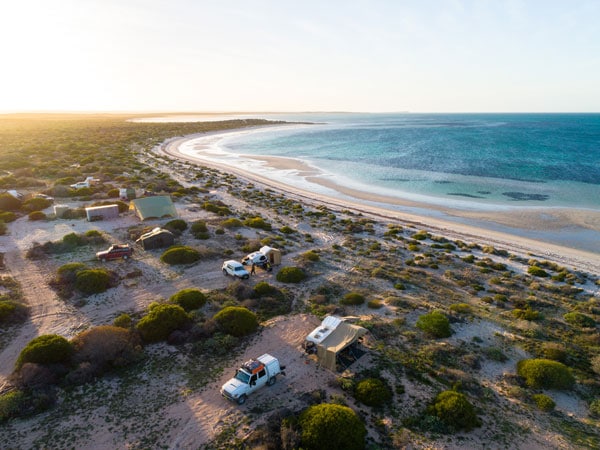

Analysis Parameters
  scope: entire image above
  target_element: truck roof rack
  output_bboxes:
[242,359,265,374]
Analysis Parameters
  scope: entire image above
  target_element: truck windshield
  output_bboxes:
[234,370,250,384]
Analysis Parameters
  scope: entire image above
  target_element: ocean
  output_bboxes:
[220,113,600,211]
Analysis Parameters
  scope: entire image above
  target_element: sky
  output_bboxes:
[1,0,599,113]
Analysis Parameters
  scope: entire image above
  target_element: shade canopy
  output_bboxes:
[129,196,177,220]
[308,316,367,371]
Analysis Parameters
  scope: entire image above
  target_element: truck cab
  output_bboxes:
[221,354,284,404]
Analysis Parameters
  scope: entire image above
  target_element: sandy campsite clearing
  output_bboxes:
[1,125,600,449]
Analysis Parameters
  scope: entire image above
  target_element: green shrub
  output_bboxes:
[516,358,575,389]
[191,220,208,233]
[164,219,188,232]
[169,288,207,311]
[84,229,102,238]
[412,231,429,240]
[0,211,17,223]
[449,303,472,314]
[0,300,28,324]
[299,403,366,450]
[63,232,84,247]
[75,269,111,295]
[276,266,306,283]
[243,216,272,230]
[528,266,549,277]
[28,211,46,221]
[0,220,9,236]
[340,292,365,306]
[57,262,87,283]
[0,390,26,422]
[220,218,243,228]
[113,313,132,329]
[512,308,542,321]
[563,312,595,328]
[280,225,295,234]
[302,250,320,262]
[367,299,383,309]
[16,334,74,369]
[136,304,190,343]
[107,188,120,198]
[484,347,508,362]
[23,197,52,212]
[253,281,278,297]
[426,390,480,431]
[213,306,258,337]
[203,201,231,216]
[590,399,600,417]
[532,393,555,412]
[160,246,200,265]
[416,311,452,338]
[354,378,392,407]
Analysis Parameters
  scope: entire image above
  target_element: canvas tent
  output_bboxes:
[259,245,281,265]
[136,227,175,250]
[305,316,367,371]
[129,196,177,221]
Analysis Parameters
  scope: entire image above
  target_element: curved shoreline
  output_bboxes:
[161,128,600,275]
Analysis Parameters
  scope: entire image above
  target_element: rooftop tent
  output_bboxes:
[306,316,367,371]
[259,245,281,265]
[129,196,178,221]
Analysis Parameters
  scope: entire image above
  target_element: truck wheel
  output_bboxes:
[223,269,227,276]
[123,255,128,260]
[237,394,247,405]
[267,377,276,386]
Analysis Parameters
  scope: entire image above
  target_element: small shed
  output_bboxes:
[305,316,367,371]
[119,187,136,201]
[259,245,281,265]
[54,204,70,218]
[85,204,119,221]
[136,227,175,250]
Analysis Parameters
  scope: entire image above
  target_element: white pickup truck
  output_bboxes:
[220,354,285,404]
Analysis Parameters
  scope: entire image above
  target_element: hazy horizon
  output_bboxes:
[2,0,599,113]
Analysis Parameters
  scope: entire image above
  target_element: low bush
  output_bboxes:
[276,266,306,283]
[72,325,142,370]
[106,188,120,198]
[516,358,574,389]
[367,299,383,309]
[136,304,191,343]
[0,300,28,324]
[563,312,595,328]
[75,269,111,295]
[280,225,295,234]
[299,403,366,450]
[16,334,74,369]
[203,201,231,216]
[113,313,132,328]
[0,193,22,211]
[416,311,452,338]
[213,306,258,337]
[340,292,365,306]
[590,399,600,417]
[191,220,208,233]
[354,378,392,407]
[0,390,25,422]
[164,219,188,232]
[160,246,200,265]
[243,216,272,230]
[528,266,549,277]
[57,262,87,283]
[302,250,320,262]
[541,343,567,363]
[28,211,46,221]
[169,288,207,311]
[426,390,480,431]
[23,197,52,212]
[220,218,243,228]
[512,308,542,321]
[449,303,472,314]
[532,393,555,412]
[253,281,279,297]
[0,211,17,223]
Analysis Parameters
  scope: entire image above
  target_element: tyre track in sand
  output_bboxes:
[0,250,89,388]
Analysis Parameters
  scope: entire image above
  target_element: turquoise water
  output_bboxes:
[222,113,600,210]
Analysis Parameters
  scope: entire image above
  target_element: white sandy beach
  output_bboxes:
[162,127,600,275]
